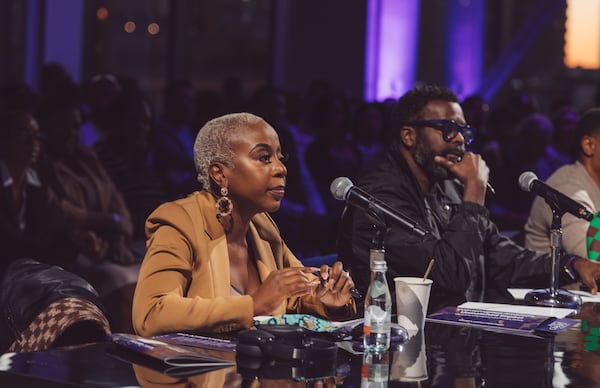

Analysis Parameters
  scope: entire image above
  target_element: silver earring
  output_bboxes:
[216,187,233,218]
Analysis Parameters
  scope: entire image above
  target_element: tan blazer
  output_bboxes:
[132,190,355,336]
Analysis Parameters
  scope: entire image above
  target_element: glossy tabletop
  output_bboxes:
[1,302,599,387]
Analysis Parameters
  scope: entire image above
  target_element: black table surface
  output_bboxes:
[1,302,599,387]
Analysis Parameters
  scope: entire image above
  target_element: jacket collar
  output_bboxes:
[194,190,226,241]
[0,162,41,188]
[193,190,281,280]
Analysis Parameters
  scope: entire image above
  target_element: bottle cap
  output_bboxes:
[370,249,385,267]
[371,259,387,271]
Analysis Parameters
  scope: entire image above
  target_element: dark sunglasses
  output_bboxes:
[405,119,474,146]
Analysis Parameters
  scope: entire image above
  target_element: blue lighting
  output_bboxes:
[364,0,420,102]
[444,0,485,100]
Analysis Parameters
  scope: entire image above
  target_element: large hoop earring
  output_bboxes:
[216,187,233,218]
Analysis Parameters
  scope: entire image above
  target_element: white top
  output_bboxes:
[524,161,600,258]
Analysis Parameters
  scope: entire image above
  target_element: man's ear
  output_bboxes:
[581,135,595,158]
[400,126,417,148]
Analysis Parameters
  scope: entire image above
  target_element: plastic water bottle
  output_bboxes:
[361,351,389,387]
[363,249,391,353]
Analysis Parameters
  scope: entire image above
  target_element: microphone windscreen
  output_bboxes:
[518,171,538,192]
[330,177,353,200]
[587,211,600,261]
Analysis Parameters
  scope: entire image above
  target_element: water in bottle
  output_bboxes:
[363,252,391,353]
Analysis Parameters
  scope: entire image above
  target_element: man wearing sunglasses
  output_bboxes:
[338,84,600,314]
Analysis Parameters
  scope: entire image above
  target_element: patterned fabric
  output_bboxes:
[7,297,111,353]
[587,212,600,261]
[254,314,343,333]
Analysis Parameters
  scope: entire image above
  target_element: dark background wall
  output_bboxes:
[276,0,367,99]
[1,0,599,114]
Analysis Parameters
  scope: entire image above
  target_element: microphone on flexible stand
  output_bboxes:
[518,171,584,309]
[330,177,429,239]
[518,171,593,221]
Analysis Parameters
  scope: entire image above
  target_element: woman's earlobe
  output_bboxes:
[208,164,223,186]
[209,164,225,186]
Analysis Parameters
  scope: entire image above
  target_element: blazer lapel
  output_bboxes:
[248,221,279,281]
[207,235,230,297]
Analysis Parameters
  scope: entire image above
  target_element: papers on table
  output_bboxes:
[459,301,576,319]
[426,301,580,336]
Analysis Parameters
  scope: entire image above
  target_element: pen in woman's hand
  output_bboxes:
[312,270,363,299]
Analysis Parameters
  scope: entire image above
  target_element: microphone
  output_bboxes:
[330,177,429,238]
[518,171,593,221]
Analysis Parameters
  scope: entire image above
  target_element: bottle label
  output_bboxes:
[365,306,390,333]
[364,323,371,336]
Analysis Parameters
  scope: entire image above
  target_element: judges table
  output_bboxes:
[1,302,599,387]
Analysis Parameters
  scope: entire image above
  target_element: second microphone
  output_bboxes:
[330,177,429,239]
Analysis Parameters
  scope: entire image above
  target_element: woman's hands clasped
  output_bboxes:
[250,261,355,316]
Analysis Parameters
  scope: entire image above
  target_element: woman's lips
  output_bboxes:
[269,187,285,200]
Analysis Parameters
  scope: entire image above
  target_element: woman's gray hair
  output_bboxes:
[194,112,263,190]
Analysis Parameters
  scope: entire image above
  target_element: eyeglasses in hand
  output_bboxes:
[405,119,474,146]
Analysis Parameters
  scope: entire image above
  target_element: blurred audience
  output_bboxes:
[0,110,62,275]
[248,85,328,258]
[0,81,40,114]
[514,113,568,180]
[304,91,361,254]
[2,66,595,281]
[461,94,489,152]
[80,74,122,148]
[350,101,387,173]
[94,92,168,249]
[40,63,81,107]
[487,113,568,231]
[152,79,198,199]
[551,104,580,162]
[37,99,139,333]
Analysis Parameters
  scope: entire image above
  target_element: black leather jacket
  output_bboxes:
[0,258,108,353]
[338,149,573,313]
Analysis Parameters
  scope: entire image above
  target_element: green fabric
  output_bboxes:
[586,211,600,261]
[253,314,359,333]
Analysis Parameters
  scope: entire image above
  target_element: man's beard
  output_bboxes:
[412,133,455,182]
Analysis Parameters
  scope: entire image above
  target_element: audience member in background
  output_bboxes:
[552,104,580,162]
[132,112,356,336]
[0,81,41,115]
[351,101,387,173]
[480,104,525,231]
[460,94,489,153]
[0,110,58,275]
[248,85,328,258]
[515,113,569,180]
[338,85,600,314]
[152,79,198,199]
[79,74,122,148]
[525,108,600,259]
[304,92,361,254]
[489,113,569,231]
[94,92,167,251]
[40,63,81,106]
[37,99,139,333]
